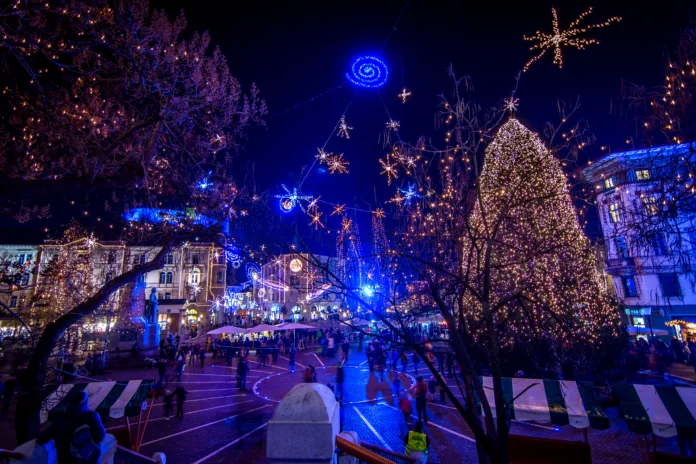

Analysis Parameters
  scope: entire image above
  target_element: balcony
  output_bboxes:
[605,257,636,274]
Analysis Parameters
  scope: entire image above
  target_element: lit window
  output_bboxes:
[621,275,638,297]
[190,269,200,284]
[642,196,659,216]
[604,177,616,189]
[17,254,25,265]
[615,237,629,258]
[632,317,645,327]
[636,169,651,181]
[609,203,621,223]
[20,274,30,286]
[659,273,681,297]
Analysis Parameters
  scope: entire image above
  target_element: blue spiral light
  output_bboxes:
[346,56,389,88]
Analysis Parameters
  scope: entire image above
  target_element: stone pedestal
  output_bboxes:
[139,323,160,350]
[266,383,340,464]
[337,432,360,464]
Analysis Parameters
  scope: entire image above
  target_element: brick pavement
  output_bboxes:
[0,343,690,463]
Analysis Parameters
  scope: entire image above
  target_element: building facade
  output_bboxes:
[582,144,696,339]
[0,244,41,333]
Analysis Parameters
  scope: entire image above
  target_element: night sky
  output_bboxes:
[3,1,691,248]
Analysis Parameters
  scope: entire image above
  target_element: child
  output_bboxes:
[398,391,413,437]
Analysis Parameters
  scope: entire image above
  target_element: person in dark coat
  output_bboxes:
[237,357,249,391]
[174,386,187,419]
[1,375,18,413]
[37,391,106,463]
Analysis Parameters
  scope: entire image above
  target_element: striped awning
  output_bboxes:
[613,384,696,437]
[479,377,609,429]
[41,380,155,424]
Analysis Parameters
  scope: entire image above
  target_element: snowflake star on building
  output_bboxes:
[373,208,385,219]
[316,148,332,161]
[327,154,350,174]
[331,204,346,216]
[309,211,325,229]
[522,7,622,72]
[385,119,400,131]
[397,183,421,206]
[504,97,520,112]
[398,88,412,103]
[379,156,399,185]
[337,115,353,139]
[307,196,321,212]
[342,217,353,232]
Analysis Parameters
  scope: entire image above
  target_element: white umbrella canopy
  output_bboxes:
[207,326,246,335]
[281,322,315,330]
[246,323,281,333]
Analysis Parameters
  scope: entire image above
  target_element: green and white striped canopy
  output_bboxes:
[614,384,696,438]
[479,377,609,429]
[41,380,155,424]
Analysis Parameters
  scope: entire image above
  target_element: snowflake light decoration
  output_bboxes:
[523,7,622,72]
[275,184,313,213]
[337,115,353,139]
[307,196,321,212]
[309,211,325,229]
[224,243,242,267]
[331,204,346,216]
[385,119,400,131]
[342,217,353,232]
[373,208,385,219]
[198,170,213,190]
[327,154,350,174]
[504,97,520,112]
[379,156,399,185]
[245,262,261,282]
[316,148,332,161]
[397,183,421,206]
[398,88,412,103]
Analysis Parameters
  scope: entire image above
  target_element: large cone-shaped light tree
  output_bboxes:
[466,118,617,345]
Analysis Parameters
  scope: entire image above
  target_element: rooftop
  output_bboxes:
[582,143,695,181]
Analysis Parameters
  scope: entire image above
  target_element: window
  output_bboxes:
[166,272,173,284]
[290,275,300,286]
[609,203,621,223]
[689,232,696,252]
[164,292,171,300]
[105,272,113,282]
[166,253,174,265]
[189,291,197,302]
[25,253,32,263]
[603,177,616,189]
[652,234,668,256]
[19,293,25,306]
[159,272,166,284]
[615,237,629,258]
[190,269,200,284]
[107,251,116,264]
[140,254,146,264]
[17,254,25,265]
[9,296,17,308]
[636,169,651,181]
[632,316,646,327]
[216,271,223,284]
[136,274,145,284]
[621,275,638,297]
[132,255,139,265]
[20,274,30,286]
[659,273,681,297]
[192,254,199,265]
[642,196,659,216]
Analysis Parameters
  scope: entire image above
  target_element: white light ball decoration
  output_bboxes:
[257,288,266,298]
[289,258,303,273]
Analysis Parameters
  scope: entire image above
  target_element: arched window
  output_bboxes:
[190,268,200,284]
[159,272,166,284]
[166,272,173,284]
[216,271,223,284]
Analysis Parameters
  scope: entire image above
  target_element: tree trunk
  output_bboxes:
[14,239,172,443]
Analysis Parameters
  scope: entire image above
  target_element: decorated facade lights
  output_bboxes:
[275,184,314,213]
[523,6,622,72]
[346,55,389,88]
[337,115,353,139]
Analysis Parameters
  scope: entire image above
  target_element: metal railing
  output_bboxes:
[335,435,416,464]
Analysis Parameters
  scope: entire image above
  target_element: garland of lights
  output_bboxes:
[275,184,314,213]
[346,55,389,88]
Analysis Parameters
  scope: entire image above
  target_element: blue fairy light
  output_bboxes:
[346,56,389,88]
[399,183,421,205]
[245,262,261,282]
[275,184,313,213]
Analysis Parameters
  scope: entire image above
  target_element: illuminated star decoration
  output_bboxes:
[397,183,421,206]
[331,204,346,216]
[398,88,412,103]
[326,154,350,174]
[337,115,353,139]
[379,156,398,185]
[346,55,389,88]
[275,184,314,213]
[342,217,353,232]
[309,211,325,229]
[373,208,385,219]
[504,97,520,113]
[316,148,331,161]
[307,196,321,212]
[523,7,622,72]
[385,119,400,131]
[198,171,213,190]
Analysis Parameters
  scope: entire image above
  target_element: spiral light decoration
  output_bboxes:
[346,56,389,88]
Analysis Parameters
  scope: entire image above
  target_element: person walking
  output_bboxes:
[199,347,206,368]
[174,353,185,382]
[412,350,420,375]
[163,391,174,420]
[401,351,409,374]
[404,420,430,464]
[342,339,350,363]
[237,357,249,391]
[413,376,428,425]
[289,343,297,373]
[174,386,187,419]
[398,391,413,437]
[212,339,219,359]
[226,343,234,367]
[190,344,199,366]
[272,341,280,365]
[155,358,167,386]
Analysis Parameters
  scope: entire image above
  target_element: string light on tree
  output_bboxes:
[337,115,353,139]
[522,7,622,72]
[398,88,412,103]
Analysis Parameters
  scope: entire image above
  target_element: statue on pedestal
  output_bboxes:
[144,288,159,324]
